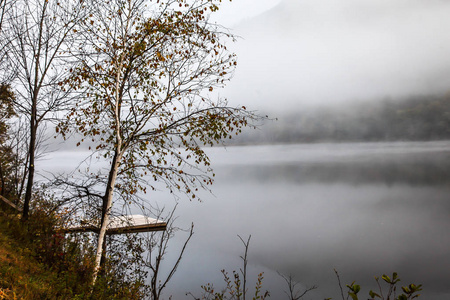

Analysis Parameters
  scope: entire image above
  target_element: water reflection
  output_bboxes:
[210,141,450,186]
[172,141,450,299]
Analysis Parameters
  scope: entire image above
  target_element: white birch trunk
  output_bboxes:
[91,152,122,284]
[91,50,126,285]
[91,1,133,286]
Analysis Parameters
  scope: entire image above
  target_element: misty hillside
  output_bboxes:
[225,0,450,112]
[236,93,450,144]
[224,0,450,145]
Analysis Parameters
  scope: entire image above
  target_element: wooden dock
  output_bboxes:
[0,195,166,234]
[60,214,167,234]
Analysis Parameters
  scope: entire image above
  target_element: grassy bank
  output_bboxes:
[0,213,65,299]
[0,207,144,300]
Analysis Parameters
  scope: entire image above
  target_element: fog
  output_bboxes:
[216,0,450,112]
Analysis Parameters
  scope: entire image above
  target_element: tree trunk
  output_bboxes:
[22,103,37,220]
[92,149,123,285]
[92,32,126,286]
[0,160,5,196]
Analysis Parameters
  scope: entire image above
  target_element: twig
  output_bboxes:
[334,268,346,300]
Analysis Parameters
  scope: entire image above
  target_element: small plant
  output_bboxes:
[278,272,317,300]
[334,270,422,300]
[188,235,270,300]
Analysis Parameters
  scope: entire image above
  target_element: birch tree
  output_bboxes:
[2,0,86,219]
[58,0,260,283]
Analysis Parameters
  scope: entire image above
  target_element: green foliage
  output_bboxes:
[346,281,360,300]
[91,233,151,299]
[335,272,422,300]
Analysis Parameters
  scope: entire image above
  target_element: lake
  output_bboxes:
[43,141,450,299]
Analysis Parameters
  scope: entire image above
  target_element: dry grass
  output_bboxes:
[0,214,61,299]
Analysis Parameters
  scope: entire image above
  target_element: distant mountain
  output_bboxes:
[233,93,450,144]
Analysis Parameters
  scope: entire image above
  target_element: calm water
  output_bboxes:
[44,141,450,299]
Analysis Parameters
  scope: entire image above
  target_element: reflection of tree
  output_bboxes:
[218,152,450,186]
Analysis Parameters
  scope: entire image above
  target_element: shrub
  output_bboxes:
[333,270,422,300]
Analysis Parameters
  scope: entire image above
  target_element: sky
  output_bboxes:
[210,0,450,113]
[210,0,282,27]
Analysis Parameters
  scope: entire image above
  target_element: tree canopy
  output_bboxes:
[55,0,260,282]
